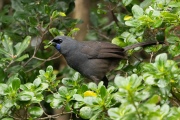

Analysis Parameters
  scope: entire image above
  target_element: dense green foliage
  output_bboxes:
[0,0,180,119]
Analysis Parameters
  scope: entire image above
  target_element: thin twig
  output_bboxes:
[128,90,141,120]
[39,103,49,116]
[23,16,53,68]
[25,52,61,73]
[4,60,14,71]
[150,52,154,63]
[90,27,110,40]
[107,4,121,28]
[38,111,72,120]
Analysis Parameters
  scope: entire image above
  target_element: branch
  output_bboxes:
[107,4,120,28]
[25,52,61,73]
[38,111,72,120]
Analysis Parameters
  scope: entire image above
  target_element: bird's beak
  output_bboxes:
[48,39,56,46]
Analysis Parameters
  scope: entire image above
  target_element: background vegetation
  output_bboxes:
[0,0,180,119]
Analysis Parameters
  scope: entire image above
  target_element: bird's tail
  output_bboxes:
[123,41,164,52]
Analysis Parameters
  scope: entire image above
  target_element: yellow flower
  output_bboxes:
[83,91,97,97]
[124,15,133,20]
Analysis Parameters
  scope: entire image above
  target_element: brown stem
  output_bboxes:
[25,52,61,73]
[38,111,72,120]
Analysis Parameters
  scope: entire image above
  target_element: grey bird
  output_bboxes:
[49,36,163,87]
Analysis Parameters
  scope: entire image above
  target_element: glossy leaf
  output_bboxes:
[58,86,68,96]
[11,78,21,91]
[15,36,31,57]
[132,5,144,18]
[17,93,32,101]
[80,106,93,119]
[28,106,43,117]
[15,54,29,61]
[122,0,133,6]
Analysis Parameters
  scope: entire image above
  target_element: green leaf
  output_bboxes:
[21,83,34,90]
[114,75,126,87]
[74,102,84,109]
[33,78,41,87]
[112,37,126,47]
[28,106,43,118]
[52,11,66,18]
[39,70,45,75]
[98,81,104,89]
[168,45,180,57]
[153,19,163,28]
[73,72,80,81]
[146,95,160,104]
[46,65,53,73]
[58,86,68,96]
[15,54,29,61]
[107,86,116,93]
[28,16,37,26]
[44,5,51,15]
[80,106,93,119]
[73,94,83,101]
[108,108,120,119]
[123,0,133,6]
[35,83,49,92]
[132,5,144,18]
[157,79,168,88]
[79,84,88,93]
[0,15,14,24]
[90,109,103,120]
[59,12,66,17]
[0,84,8,95]
[143,74,155,85]
[69,89,77,97]
[0,68,6,82]
[52,11,58,18]
[161,11,178,21]
[45,94,54,103]
[125,19,140,27]
[15,36,31,56]
[68,28,80,36]
[130,74,142,89]
[155,53,167,65]
[11,0,24,11]
[14,11,29,20]
[2,35,14,56]
[17,93,32,101]
[49,28,63,37]
[160,104,169,116]
[11,78,21,91]
[0,48,10,56]
[62,78,73,86]
[84,97,97,105]
[169,1,180,7]
[140,0,152,8]
[88,82,97,91]
[100,85,107,99]
[50,98,63,108]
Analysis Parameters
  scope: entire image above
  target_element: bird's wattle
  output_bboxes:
[55,44,61,51]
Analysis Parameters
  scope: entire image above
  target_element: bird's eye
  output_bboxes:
[53,38,63,44]
[58,38,63,43]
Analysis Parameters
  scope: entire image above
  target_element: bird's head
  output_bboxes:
[48,36,64,51]
[48,36,77,54]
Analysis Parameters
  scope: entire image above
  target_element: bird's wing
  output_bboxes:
[81,41,127,59]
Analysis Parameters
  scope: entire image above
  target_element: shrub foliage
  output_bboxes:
[0,0,180,119]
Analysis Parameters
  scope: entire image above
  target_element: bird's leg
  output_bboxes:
[102,76,108,88]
